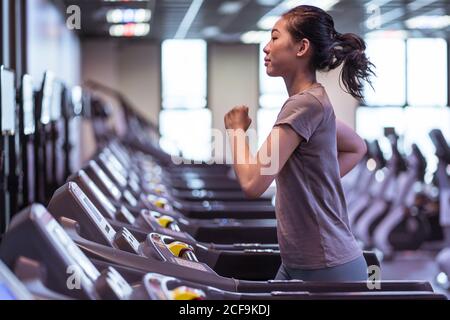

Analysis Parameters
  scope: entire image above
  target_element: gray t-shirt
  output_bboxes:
[274,83,362,269]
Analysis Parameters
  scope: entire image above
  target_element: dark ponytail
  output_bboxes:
[282,5,375,101]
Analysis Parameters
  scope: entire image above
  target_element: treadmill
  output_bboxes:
[68,169,278,244]
[2,205,440,299]
[84,153,276,220]
[38,197,444,299]
[108,140,275,202]
[91,149,276,219]
[48,182,281,280]
[430,129,450,290]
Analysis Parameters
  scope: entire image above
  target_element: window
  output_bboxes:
[356,106,450,177]
[359,36,449,178]
[257,42,288,147]
[159,109,212,161]
[257,108,280,147]
[160,40,211,160]
[364,37,406,106]
[356,107,405,159]
[407,38,447,107]
[161,39,207,109]
[402,107,450,175]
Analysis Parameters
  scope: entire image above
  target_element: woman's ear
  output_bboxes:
[296,38,310,57]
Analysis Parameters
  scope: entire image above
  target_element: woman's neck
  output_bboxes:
[284,69,317,97]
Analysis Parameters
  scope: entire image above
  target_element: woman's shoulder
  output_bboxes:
[282,89,325,113]
[303,85,335,116]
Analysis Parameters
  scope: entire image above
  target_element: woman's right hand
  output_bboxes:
[224,105,252,131]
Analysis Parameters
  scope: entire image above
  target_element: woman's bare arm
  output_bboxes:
[225,106,302,198]
[336,119,367,178]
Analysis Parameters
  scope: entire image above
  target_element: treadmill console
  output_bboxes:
[87,160,122,202]
[0,205,135,300]
[143,273,206,300]
[136,210,193,243]
[148,233,210,273]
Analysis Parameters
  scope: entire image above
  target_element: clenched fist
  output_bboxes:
[224,105,252,131]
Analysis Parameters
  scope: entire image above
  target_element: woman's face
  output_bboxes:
[263,18,299,77]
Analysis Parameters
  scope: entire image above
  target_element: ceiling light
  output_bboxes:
[405,15,450,29]
[106,9,151,24]
[110,24,125,36]
[257,15,280,30]
[256,0,279,5]
[365,30,408,39]
[134,23,150,36]
[123,9,135,23]
[104,0,149,2]
[107,9,123,24]
[241,30,271,44]
[135,8,152,22]
[218,1,244,15]
[256,0,339,31]
[109,23,150,37]
[202,26,221,38]
[282,0,339,11]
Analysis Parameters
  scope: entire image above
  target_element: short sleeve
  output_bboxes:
[274,93,324,142]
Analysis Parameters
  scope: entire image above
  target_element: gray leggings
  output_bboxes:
[275,255,368,281]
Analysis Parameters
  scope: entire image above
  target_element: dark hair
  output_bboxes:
[282,5,375,100]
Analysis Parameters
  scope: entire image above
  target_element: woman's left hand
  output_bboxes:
[224,105,252,131]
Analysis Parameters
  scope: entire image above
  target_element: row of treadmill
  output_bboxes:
[0,67,449,300]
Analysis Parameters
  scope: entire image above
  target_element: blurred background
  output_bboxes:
[0,0,450,300]
[1,0,447,171]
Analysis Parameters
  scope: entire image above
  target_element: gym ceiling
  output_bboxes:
[57,0,450,41]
